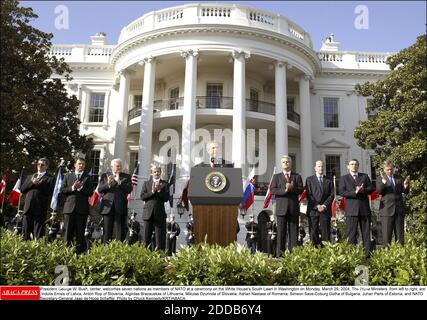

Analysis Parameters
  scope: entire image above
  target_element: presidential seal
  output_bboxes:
[205,171,227,192]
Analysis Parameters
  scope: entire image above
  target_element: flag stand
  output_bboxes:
[0,190,5,216]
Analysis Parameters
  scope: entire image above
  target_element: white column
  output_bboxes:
[299,75,312,180]
[275,61,288,171]
[180,49,198,183]
[137,57,156,182]
[113,70,130,164]
[232,50,249,171]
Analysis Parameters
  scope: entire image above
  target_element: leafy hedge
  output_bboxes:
[71,241,165,285]
[164,243,274,285]
[1,230,425,286]
[368,235,426,285]
[274,242,365,285]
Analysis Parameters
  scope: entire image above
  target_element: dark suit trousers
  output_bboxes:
[381,212,405,245]
[64,213,88,254]
[308,214,331,245]
[276,214,298,255]
[103,213,127,243]
[143,217,166,251]
[23,212,46,241]
[346,215,371,253]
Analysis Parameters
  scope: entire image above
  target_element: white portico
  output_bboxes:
[51,3,392,208]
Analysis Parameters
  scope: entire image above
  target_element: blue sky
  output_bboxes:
[21,1,426,52]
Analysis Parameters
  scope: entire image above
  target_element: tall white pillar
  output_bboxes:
[299,75,312,180]
[137,57,156,183]
[275,61,288,171]
[232,50,249,172]
[180,49,198,183]
[114,70,130,164]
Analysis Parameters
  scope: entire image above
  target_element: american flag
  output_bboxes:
[128,162,139,205]
[263,167,276,209]
[131,163,139,187]
[168,162,175,208]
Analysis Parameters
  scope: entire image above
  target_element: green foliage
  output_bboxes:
[354,35,426,242]
[0,230,75,285]
[274,242,365,285]
[70,241,165,285]
[1,231,425,286]
[164,244,210,285]
[0,0,92,173]
[164,243,274,285]
[369,235,426,285]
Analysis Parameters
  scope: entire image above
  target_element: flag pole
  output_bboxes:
[0,191,5,217]
[16,167,25,215]
[0,173,6,216]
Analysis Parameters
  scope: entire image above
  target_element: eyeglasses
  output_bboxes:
[37,163,46,166]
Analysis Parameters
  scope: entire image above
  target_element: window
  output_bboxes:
[370,155,377,182]
[289,154,297,172]
[287,97,295,112]
[249,88,259,111]
[169,87,179,110]
[367,99,376,120]
[133,95,142,109]
[89,93,105,122]
[323,97,339,128]
[206,83,223,108]
[325,155,341,179]
[88,150,101,185]
[129,151,138,174]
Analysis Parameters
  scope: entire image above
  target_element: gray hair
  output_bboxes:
[281,155,292,163]
[150,164,162,172]
[111,158,123,166]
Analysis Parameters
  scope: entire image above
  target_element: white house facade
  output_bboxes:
[50,3,391,211]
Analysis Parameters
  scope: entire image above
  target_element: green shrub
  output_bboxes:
[70,241,165,285]
[1,228,425,286]
[0,230,75,285]
[164,244,210,285]
[273,241,365,285]
[203,243,273,285]
[368,235,426,285]
[165,243,275,285]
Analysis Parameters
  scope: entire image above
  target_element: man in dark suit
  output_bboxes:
[271,155,304,255]
[60,157,93,253]
[141,166,169,250]
[21,158,55,240]
[98,158,132,243]
[339,159,374,254]
[140,165,169,250]
[195,141,233,168]
[305,160,334,245]
[376,160,410,245]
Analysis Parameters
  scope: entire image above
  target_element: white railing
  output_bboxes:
[317,51,392,70]
[318,52,343,62]
[248,10,275,25]
[49,46,72,56]
[86,47,113,56]
[356,53,388,63]
[49,45,115,63]
[117,3,313,48]
[202,7,231,17]
[156,8,184,22]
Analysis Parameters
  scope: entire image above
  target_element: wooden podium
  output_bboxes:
[189,167,243,246]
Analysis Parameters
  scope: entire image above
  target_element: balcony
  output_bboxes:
[128,96,300,124]
[118,3,313,48]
